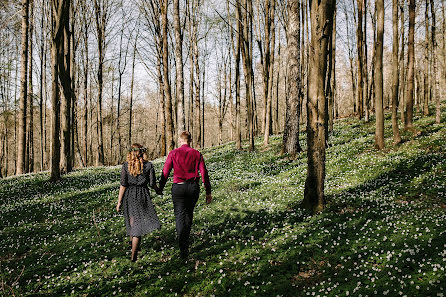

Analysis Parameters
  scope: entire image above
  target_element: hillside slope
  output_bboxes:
[1,108,445,296]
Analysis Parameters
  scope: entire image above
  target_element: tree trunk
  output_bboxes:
[94,0,105,166]
[174,0,185,135]
[264,0,276,146]
[430,0,440,123]
[240,0,255,151]
[17,0,29,175]
[302,0,335,214]
[423,0,430,116]
[391,0,402,144]
[60,1,72,173]
[364,0,370,122]
[227,0,242,150]
[83,13,88,166]
[50,0,68,182]
[39,0,45,171]
[399,3,406,127]
[129,30,138,148]
[328,6,336,132]
[161,0,175,152]
[356,0,364,119]
[375,0,385,149]
[282,0,302,156]
[405,0,415,129]
[26,0,34,173]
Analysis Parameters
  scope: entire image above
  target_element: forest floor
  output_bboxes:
[1,106,446,297]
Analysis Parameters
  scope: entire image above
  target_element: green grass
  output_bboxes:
[1,106,446,296]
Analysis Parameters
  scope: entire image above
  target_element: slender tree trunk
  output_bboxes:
[240,0,255,151]
[50,0,67,182]
[392,0,402,144]
[39,0,45,171]
[94,0,105,166]
[430,0,440,123]
[399,3,406,127]
[364,0,370,122]
[330,7,337,130]
[83,26,88,166]
[274,27,281,134]
[129,31,138,148]
[174,0,185,135]
[356,0,364,119]
[423,0,430,116]
[282,0,302,156]
[264,0,276,145]
[227,0,242,150]
[26,0,34,173]
[17,0,29,175]
[161,0,175,152]
[375,0,385,149]
[302,0,335,214]
[405,0,415,129]
[59,1,72,173]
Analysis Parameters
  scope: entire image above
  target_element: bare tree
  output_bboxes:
[161,0,175,151]
[375,0,384,149]
[430,0,440,123]
[17,0,30,175]
[93,0,111,166]
[239,0,255,151]
[50,0,69,182]
[174,0,185,135]
[391,0,402,144]
[282,0,302,156]
[356,0,364,119]
[302,0,335,214]
[26,0,35,173]
[405,0,415,129]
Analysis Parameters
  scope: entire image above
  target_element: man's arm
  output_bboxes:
[159,151,174,192]
[198,153,212,203]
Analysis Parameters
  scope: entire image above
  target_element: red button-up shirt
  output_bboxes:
[159,144,211,195]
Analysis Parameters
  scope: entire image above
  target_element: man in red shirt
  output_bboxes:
[158,131,212,259]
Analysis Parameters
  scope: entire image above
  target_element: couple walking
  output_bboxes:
[116,131,212,262]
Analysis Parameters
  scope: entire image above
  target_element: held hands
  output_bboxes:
[154,185,163,196]
[206,194,212,204]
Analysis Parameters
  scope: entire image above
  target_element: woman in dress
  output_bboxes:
[116,143,161,262]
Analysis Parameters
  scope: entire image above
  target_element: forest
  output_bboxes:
[0,0,445,295]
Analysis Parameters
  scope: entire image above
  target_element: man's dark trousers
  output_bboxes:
[171,182,199,257]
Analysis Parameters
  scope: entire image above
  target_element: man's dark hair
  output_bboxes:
[180,131,192,142]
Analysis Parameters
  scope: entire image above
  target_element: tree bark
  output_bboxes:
[302,0,335,214]
[26,0,34,173]
[375,0,385,149]
[161,0,175,152]
[391,0,402,144]
[423,0,430,116]
[430,0,440,123]
[405,0,415,129]
[399,3,406,127]
[60,0,72,173]
[17,0,29,175]
[264,0,276,146]
[282,0,302,156]
[94,0,106,166]
[50,0,68,182]
[356,0,364,119]
[129,30,138,148]
[174,0,185,135]
[240,0,255,151]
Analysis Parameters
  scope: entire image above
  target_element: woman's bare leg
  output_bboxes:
[131,236,141,261]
